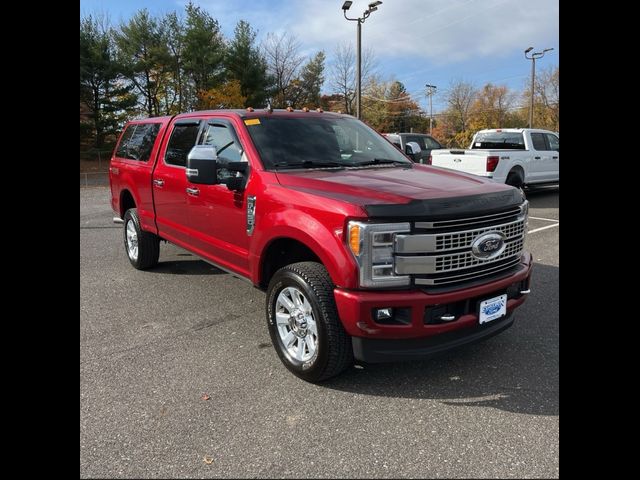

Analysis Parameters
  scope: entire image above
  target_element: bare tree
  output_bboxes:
[329,42,378,114]
[262,32,304,107]
[535,66,559,131]
[470,84,516,129]
[444,80,477,132]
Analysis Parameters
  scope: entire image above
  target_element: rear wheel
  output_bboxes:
[506,170,524,188]
[266,262,353,382]
[123,208,160,270]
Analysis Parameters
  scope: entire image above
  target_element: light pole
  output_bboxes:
[524,46,553,128]
[342,1,382,120]
[425,84,436,135]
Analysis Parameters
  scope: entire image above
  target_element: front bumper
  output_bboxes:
[352,313,514,363]
[333,253,533,362]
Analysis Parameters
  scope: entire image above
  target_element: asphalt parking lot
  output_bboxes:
[80,186,559,478]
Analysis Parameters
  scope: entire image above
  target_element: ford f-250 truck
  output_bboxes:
[429,128,559,188]
[109,109,532,382]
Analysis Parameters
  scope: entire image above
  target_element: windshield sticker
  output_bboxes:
[244,118,260,126]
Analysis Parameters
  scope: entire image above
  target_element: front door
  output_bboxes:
[186,118,251,277]
[529,132,549,182]
[152,118,203,246]
[404,135,430,164]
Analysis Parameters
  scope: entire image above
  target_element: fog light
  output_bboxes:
[375,308,393,321]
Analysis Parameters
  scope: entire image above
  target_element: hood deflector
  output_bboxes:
[364,189,524,220]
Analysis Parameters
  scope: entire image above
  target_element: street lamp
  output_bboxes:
[524,46,554,128]
[425,84,436,135]
[342,1,383,119]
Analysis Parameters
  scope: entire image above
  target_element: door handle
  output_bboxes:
[153,179,164,187]
[552,156,558,159]
[534,156,541,160]
[186,187,200,196]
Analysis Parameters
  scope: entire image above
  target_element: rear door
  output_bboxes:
[110,120,166,232]
[152,118,204,245]
[185,117,251,277]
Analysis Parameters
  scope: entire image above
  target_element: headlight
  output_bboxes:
[519,200,529,236]
[347,221,410,288]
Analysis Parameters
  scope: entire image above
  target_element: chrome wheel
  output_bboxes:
[275,287,318,362]
[125,220,138,261]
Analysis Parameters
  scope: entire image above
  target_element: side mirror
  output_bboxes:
[186,145,218,185]
[221,161,249,192]
[405,141,421,162]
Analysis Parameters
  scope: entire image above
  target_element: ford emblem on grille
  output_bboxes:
[471,232,506,260]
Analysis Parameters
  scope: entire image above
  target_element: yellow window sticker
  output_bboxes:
[244,118,261,126]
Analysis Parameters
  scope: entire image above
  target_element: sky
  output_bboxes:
[80,0,559,114]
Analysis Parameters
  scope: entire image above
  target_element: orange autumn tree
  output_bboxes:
[198,79,247,109]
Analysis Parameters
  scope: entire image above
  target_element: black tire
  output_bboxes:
[506,170,524,188]
[266,262,353,382]
[123,208,160,270]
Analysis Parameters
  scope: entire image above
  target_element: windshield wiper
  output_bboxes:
[353,158,411,167]
[273,160,345,170]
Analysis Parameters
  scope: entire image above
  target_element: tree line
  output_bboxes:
[431,68,559,148]
[80,2,558,152]
[80,3,326,149]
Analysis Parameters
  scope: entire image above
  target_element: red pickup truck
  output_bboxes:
[109,109,532,382]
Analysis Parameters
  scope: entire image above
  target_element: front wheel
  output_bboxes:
[266,262,353,382]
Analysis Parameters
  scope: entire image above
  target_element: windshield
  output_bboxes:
[472,132,525,150]
[245,115,412,170]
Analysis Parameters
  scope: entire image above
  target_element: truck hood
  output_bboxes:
[275,164,524,219]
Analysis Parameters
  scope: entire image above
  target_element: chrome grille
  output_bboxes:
[394,203,527,287]
[435,219,525,252]
[436,238,524,271]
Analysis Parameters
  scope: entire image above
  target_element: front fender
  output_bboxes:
[251,210,359,289]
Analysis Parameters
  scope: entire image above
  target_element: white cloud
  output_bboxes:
[197,0,557,63]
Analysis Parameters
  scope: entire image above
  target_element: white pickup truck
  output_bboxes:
[429,128,559,188]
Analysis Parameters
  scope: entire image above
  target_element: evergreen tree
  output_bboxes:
[80,14,136,147]
[183,1,226,105]
[298,51,325,108]
[225,20,270,107]
[114,9,172,116]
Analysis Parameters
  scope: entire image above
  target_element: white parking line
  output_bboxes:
[529,216,559,222]
[528,223,559,234]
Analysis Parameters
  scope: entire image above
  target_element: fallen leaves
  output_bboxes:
[201,393,210,401]
[203,456,214,465]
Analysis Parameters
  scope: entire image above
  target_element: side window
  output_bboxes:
[545,134,559,151]
[115,125,136,159]
[201,124,243,161]
[530,133,548,151]
[165,123,201,167]
[424,137,441,149]
[201,123,243,182]
[406,135,426,149]
[126,123,161,161]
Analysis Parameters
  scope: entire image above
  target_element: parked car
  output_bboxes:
[110,109,532,383]
[429,128,559,188]
[382,132,442,164]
